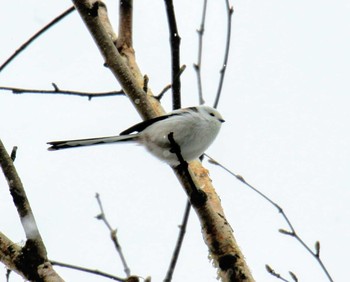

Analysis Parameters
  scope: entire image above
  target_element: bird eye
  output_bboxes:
[209,113,215,117]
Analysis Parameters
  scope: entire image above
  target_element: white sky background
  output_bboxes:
[0,0,349,281]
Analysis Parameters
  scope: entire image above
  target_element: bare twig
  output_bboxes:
[0,141,64,281]
[193,0,208,105]
[154,65,186,101]
[205,154,334,282]
[289,271,298,282]
[10,146,18,161]
[213,1,234,109]
[116,0,146,86]
[50,260,126,281]
[173,64,186,86]
[0,6,75,72]
[95,193,131,277]
[0,84,124,100]
[164,0,182,110]
[278,230,333,281]
[5,269,11,282]
[117,0,133,49]
[168,132,207,207]
[265,265,290,282]
[155,84,172,101]
[164,201,191,282]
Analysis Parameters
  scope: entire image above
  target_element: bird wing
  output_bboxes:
[119,113,180,135]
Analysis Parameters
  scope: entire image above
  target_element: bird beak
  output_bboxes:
[219,118,225,123]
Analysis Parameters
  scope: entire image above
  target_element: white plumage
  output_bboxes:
[48,105,224,166]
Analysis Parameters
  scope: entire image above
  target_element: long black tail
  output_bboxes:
[47,134,138,150]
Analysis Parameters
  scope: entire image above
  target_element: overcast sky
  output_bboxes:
[0,0,349,281]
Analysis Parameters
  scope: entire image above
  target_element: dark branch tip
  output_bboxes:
[289,271,298,281]
[51,83,59,91]
[315,241,321,256]
[10,146,18,161]
[265,264,274,274]
[278,228,294,236]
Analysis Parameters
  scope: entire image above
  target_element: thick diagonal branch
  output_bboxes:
[72,0,163,120]
[71,1,254,280]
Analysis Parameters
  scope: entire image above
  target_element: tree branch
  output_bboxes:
[164,201,191,282]
[0,84,124,99]
[95,193,131,277]
[50,260,126,281]
[167,133,253,281]
[116,0,146,90]
[0,140,64,281]
[206,154,334,282]
[70,1,254,280]
[164,0,182,109]
[193,0,208,105]
[0,6,75,73]
[265,265,292,282]
[0,141,46,255]
[117,0,133,49]
[72,0,162,119]
[213,1,234,109]
[0,232,25,280]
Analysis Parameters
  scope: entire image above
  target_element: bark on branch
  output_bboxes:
[71,1,254,280]
[0,140,64,282]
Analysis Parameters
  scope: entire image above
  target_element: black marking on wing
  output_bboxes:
[188,106,199,113]
[120,113,181,135]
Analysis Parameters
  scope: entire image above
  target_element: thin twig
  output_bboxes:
[173,64,186,87]
[205,154,334,282]
[164,0,182,110]
[154,65,186,101]
[117,0,145,85]
[0,84,124,100]
[193,0,208,105]
[0,6,75,72]
[164,201,191,282]
[117,0,133,49]
[213,1,234,109]
[265,265,291,282]
[5,270,11,282]
[155,84,172,101]
[168,133,207,207]
[50,260,126,281]
[95,193,131,277]
[10,146,18,161]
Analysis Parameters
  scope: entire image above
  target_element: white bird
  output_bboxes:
[47,105,224,166]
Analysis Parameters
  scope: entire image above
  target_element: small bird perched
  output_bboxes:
[47,105,224,166]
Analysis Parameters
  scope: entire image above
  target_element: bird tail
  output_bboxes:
[47,134,138,151]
